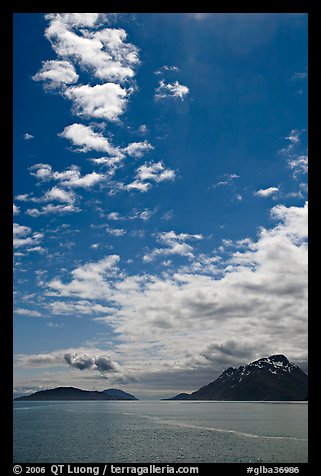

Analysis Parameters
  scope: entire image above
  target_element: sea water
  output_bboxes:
[13,401,308,463]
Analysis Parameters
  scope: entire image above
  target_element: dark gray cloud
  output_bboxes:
[64,353,95,370]
[94,356,119,372]
[63,352,120,373]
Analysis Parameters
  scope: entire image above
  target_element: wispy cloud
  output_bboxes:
[154,65,179,75]
[279,129,308,178]
[210,173,240,189]
[291,71,307,81]
[155,80,189,100]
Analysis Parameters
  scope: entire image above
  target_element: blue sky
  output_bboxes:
[13,13,308,399]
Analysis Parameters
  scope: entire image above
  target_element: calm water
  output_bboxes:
[13,401,308,463]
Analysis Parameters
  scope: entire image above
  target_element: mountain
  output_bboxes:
[14,386,139,401]
[166,355,308,401]
[102,388,138,400]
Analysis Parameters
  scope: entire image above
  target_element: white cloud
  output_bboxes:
[285,130,301,145]
[288,155,308,177]
[255,186,279,197]
[154,65,179,75]
[107,209,155,222]
[279,129,308,179]
[29,163,53,181]
[106,227,126,236]
[47,255,120,300]
[137,209,155,221]
[161,210,174,221]
[15,194,31,202]
[28,161,119,206]
[13,223,43,249]
[44,15,139,82]
[45,13,106,29]
[62,171,107,189]
[291,71,307,81]
[233,194,243,201]
[155,80,189,100]
[59,123,123,157]
[136,162,176,182]
[138,124,148,135]
[15,346,121,374]
[13,204,20,215]
[48,300,114,316]
[43,187,76,203]
[47,322,65,328]
[26,204,81,217]
[144,231,204,261]
[33,60,79,89]
[43,202,307,389]
[107,212,121,221]
[123,162,176,192]
[64,83,128,121]
[15,308,42,317]
[211,173,240,188]
[123,140,154,158]
[124,180,151,192]
[24,133,34,140]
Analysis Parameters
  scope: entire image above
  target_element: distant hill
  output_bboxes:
[165,355,308,401]
[14,386,139,401]
[102,388,138,400]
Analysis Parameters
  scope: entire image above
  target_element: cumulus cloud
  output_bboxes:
[26,204,81,217]
[30,163,108,189]
[15,308,42,317]
[33,60,79,89]
[155,80,189,100]
[64,83,128,121]
[13,223,43,249]
[24,133,34,140]
[44,14,139,82]
[143,231,204,262]
[47,255,120,300]
[48,300,114,316]
[44,202,307,387]
[43,187,76,203]
[59,123,123,156]
[29,163,53,181]
[255,186,279,197]
[124,162,176,192]
[13,204,20,215]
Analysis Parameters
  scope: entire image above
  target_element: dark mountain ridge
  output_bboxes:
[14,386,138,401]
[165,355,308,401]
